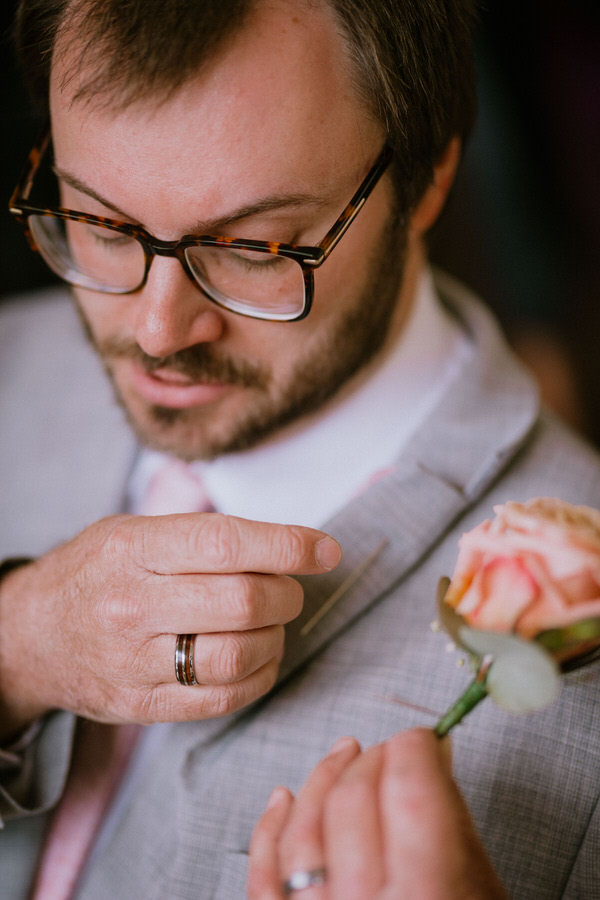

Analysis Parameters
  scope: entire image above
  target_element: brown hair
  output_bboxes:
[14,0,478,213]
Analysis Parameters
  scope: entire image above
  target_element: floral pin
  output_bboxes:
[434,498,600,737]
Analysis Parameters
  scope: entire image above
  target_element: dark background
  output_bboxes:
[1,1,599,440]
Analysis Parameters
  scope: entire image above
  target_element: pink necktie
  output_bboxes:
[32,460,214,899]
[31,721,140,899]
[141,458,215,515]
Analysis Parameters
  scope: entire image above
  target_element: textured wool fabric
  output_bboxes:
[2,274,600,899]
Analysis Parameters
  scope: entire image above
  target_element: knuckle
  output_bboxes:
[226,574,259,628]
[200,658,278,718]
[100,515,139,560]
[212,634,252,682]
[274,526,308,572]
[95,585,144,632]
[255,657,278,695]
[192,514,239,570]
[281,576,304,620]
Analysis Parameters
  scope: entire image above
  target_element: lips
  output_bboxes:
[127,360,231,408]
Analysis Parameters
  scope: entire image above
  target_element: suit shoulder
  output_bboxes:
[488,409,600,511]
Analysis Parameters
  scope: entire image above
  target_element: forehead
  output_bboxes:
[49,0,382,232]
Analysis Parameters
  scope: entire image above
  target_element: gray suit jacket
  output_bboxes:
[1,274,599,898]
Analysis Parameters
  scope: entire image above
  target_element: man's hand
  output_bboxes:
[248,728,508,900]
[0,513,341,736]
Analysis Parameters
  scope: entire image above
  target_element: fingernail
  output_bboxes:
[327,736,358,756]
[315,537,342,570]
[266,786,288,809]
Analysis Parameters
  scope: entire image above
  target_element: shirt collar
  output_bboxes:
[129,267,471,527]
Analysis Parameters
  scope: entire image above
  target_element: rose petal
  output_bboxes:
[519,596,600,638]
[456,557,538,631]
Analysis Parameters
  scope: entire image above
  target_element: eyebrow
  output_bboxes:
[53,166,330,234]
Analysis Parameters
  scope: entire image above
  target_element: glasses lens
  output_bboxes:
[28,215,145,293]
[184,245,306,321]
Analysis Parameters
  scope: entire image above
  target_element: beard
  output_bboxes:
[80,211,407,461]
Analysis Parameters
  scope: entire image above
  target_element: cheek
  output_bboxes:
[73,289,135,342]
[308,254,369,332]
[310,205,392,325]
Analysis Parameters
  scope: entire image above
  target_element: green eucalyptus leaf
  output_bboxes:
[536,617,600,654]
[460,626,561,712]
[457,626,525,659]
[487,652,560,712]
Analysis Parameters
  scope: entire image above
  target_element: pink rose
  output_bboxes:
[445,498,600,659]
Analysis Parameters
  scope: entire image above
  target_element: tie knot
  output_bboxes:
[141,459,215,515]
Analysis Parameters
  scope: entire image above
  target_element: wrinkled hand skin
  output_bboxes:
[0,513,341,738]
[248,728,508,900]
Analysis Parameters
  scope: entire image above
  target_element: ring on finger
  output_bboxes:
[282,867,327,894]
[175,633,198,686]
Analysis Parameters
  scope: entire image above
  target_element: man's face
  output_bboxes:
[50,1,413,460]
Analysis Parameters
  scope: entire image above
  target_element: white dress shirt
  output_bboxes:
[128,267,472,528]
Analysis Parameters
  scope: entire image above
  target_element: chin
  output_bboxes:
[129,406,222,460]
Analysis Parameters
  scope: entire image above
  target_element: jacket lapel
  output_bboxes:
[279,271,540,683]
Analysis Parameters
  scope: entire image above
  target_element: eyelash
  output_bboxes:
[230,252,286,270]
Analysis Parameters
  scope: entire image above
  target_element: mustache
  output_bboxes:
[97,337,269,390]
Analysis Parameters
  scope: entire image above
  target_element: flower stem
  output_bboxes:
[434,676,489,738]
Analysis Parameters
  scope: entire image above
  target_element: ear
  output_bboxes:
[409,137,461,235]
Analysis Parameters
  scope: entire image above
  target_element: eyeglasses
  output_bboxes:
[9,128,393,322]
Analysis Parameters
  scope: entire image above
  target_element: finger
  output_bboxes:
[127,656,281,723]
[278,738,361,880]
[148,625,285,685]
[322,743,385,900]
[248,787,294,900]
[379,729,506,897]
[141,573,304,633]
[121,514,342,575]
[379,729,458,881]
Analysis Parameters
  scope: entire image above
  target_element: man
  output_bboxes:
[1,0,599,897]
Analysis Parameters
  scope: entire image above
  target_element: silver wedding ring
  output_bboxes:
[175,633,198,686]
[282,867,327,894]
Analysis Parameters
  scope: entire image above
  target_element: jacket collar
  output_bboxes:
[278,271,540,682]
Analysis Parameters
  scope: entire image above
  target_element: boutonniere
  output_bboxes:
[434,498,600,736]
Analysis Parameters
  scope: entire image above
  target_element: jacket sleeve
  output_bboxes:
[0,711,75,826]
[0,558,76,826]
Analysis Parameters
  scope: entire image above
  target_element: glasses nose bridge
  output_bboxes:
[141,233,186,270]
[142,236,204,292]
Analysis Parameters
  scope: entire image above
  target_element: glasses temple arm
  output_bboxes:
[315,143,394,261]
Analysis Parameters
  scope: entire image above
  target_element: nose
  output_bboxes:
[132,256,225,358]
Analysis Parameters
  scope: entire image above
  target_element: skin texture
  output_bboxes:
[247,728,509,900]
[49,1,457,462]
[0,0,457,735]
[0,515,341,734]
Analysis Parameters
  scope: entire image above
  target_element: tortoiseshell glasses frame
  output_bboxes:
[9,127,393,322]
